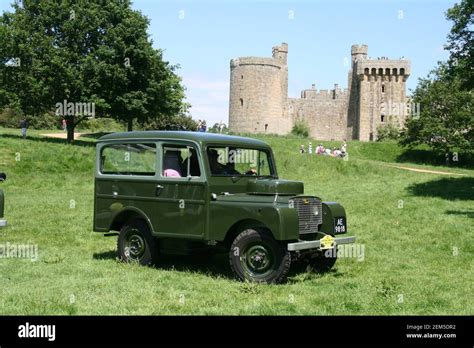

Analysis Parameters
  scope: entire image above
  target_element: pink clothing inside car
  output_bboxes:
[163,169,181,177]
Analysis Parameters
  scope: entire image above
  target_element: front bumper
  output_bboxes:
[0,219,7,227]
[287,236,356,251]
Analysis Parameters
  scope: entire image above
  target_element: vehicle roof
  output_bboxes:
[97,131,270,148]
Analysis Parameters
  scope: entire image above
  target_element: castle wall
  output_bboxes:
[288,88,349,141]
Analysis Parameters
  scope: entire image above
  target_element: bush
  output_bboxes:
[0,108,59,129]
[376,123,400,141]
[139,114,197,131]
[77,118,124,133]
[0,108,23,128]
[291,120,309,137]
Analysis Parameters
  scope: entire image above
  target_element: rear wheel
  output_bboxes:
[229,228,291,284]
[117,219,159,265]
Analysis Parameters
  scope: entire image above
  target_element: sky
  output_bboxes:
[0,0,459,126]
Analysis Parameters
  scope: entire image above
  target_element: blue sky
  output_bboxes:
[1,0,458,126]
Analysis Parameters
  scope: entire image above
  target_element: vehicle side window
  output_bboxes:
[207,146,272,176]
[101,143,157,176]
[162,144,201,178]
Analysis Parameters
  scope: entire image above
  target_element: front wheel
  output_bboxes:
[229,228,291,284]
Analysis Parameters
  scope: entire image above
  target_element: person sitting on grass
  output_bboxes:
[316,144,324,155]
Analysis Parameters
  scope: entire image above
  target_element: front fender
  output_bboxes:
[320,202,347,235]
[209,201,299,241]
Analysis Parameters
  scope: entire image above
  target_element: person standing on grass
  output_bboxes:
[20,118,28,139]
[308,142,313,154]
[299,144,305,154]
[62,118,67,131]
[341,140,347,155]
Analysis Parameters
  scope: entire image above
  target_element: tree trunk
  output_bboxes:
[66,115,75,143]
[127,118,133,132]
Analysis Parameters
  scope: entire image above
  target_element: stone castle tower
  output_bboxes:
[229,43,411,141]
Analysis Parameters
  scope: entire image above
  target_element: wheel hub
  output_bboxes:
[125,232,145,259]
[243,244,273,273]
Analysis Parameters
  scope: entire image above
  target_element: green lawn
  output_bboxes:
[0,128,472,315]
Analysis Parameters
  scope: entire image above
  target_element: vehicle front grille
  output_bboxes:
[292,196,323,234]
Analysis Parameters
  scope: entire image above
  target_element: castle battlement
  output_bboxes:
[354,59,411,77]
[229,43,410,141]
[230,56,283,69]
[300,84,349,99]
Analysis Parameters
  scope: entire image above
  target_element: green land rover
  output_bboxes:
[93,131,355,283]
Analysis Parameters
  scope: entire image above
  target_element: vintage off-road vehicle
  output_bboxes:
[0,172,6,228]
[93,131,355,283]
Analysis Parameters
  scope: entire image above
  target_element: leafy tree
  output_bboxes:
[139,109,197,131]
[445,0,473,89]
[400,0,474,157]
[208,122,228,133]
[0,0,187,142]
[400,63,473,155]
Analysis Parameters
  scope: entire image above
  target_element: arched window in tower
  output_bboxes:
[400,68,405,75]
[364,68,369,75]
[241,75,244,79]
[381,114,385,123]
[240,98,243,107]
[382,85,385,93]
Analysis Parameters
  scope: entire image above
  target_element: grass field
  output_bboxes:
[0,127,473,315]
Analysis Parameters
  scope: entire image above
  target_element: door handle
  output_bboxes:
[155,184,164,196]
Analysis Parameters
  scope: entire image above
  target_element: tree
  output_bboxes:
[400,0,474,156]
[400,63,473,155]
[0,0,187,142]
[208,122,228,133]
[445,0,474,89]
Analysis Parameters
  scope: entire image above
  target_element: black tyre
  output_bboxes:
[306,249,337,273]
[117,219,159,265]
[229,228,291,284]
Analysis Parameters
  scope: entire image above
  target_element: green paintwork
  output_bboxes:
[246,179,304,195]
[320,202,347,235]
[93,131,349,245]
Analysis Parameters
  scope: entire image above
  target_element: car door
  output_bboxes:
[94,141,160,232]
[153,141,207,239]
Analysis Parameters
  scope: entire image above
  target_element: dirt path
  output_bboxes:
[40,132,83,139]
[386,164,468,176]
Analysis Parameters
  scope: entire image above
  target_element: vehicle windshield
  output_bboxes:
[207,146,275,177]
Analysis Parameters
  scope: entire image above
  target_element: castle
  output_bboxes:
[228,43,411,141]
